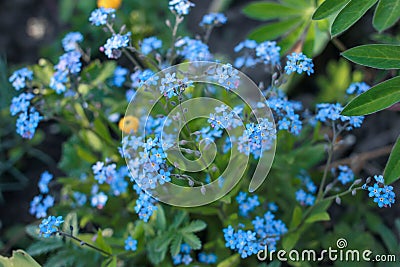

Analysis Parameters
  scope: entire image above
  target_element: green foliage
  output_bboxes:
[313,0,400,37]
[342,76,400,115]
[342,44,400,69]
[373,0,400,32]
[384,137,400,184]
[243,0,330,56]
[0,250,41,267]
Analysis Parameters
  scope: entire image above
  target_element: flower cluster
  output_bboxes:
[237,118,276,158]
[175,37,212,61]
[295,171,316,206]
[124,236,138,251]
[9,67,33,90]
[169,0,195,16]
[89,7,115,26]
[236,191,260,217]
[9,69,43,139]
[316,103,364,130]
[29,171,55,218]
[159,72,193,98]
[111,66,128,87]
[91,190,108,210]
[223,226,260,258]
[265,89,303,135]
[209,63,240,90]
[255,41,281,66]
[133,185,158,222]
[173,243,193,265]
[363,175,396,208]
[39,215,64,238]
[199,13,227,27]
[140,36,162,55]
[103,32,131,59]
[208,104,242,131]
[92,161,129,196]
[346,82,370,95]
[198,252,217,264]
[62,32,83,52]
[284,52,314,76]
[336,165,355,185]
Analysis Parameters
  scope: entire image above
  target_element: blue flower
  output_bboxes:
[346,82,370,95]
[89,7,115,26]
[72,192,87,207]
[16,107,43,139]
[181,254,192,265]
[337,165,354,185]
[39,215,64,238]
[10,93,34,116]
[103,33,131,59]
[134,189,157,222]
[111,66,128,87]
[235,192,260,216]
[200,13,227,27]
[91,192,108,209]
[62,32,83,52]
[169,0,195,16]
[198,252,217,264]
[30,195,55,218]
[255,41,281,66]
[175,37,212,61]
[55,51,82,74]
[284,52,314,75]
[124,236,138,251]
[9,67,33,91]
[140,36,162,55]
[50,71,68,94]
[38,171,53,194]
[315,103,364,130]
[364,175,396,208]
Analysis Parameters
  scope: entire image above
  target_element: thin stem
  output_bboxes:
[58,231,113,257]
[331,37,347,52]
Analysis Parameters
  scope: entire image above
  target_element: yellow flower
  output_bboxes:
[97,0,122,9]
[119,116,139,134]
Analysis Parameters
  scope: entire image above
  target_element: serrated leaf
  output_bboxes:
[342,44,400,69]
[313,0,351,20]
[217,254,240,267]
[181,220,207,233]
[27,240,64,256]
[373,0,400,32]
[243,2,301,21]
[182,233,202,250]
[341,76,400,115]
[384,136,400,184]
[170,234,183,256]
[248,17,303,42]
[331,0,378,37]
[0,250,41,267]
[304,211,330,223]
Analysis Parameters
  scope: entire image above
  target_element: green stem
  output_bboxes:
[58,231,113,257]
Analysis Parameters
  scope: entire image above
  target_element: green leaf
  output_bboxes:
[95,229,113,255]
[282,232,301,251]
[313,0,351,20]
[304,211,330,223]
[331,0,378,37]
[341,76,400,115]
[0,250,41,267]
[289,206,303,229]
[181,220,207,233]
[182,232,202,250]
[342,44,400,69]
[281,0,312,8]
[170,234,183,256]
[170,210,187,229]
[26,240,64,256]
[217,254,240,267]
[101,257,117,267]
[243,2,301,21]
[373,0,400,32]
[248,17,303,42]
[384,136,400,184]
[155,205,167,231]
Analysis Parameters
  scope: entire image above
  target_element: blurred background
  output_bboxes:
[0,0,399,259]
